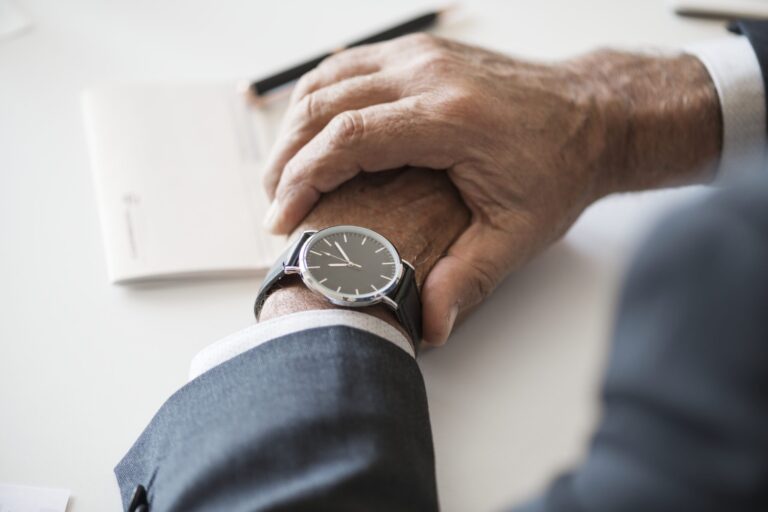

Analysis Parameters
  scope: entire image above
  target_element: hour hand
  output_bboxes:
[326,261,362,269]
[322,250,361,268]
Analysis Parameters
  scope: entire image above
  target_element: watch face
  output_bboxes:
[299,225,402,305]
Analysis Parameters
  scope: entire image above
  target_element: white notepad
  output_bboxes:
[82,84,289,283]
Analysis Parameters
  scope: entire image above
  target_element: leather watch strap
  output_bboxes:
[389,262,423,353]
[253,231,314,320]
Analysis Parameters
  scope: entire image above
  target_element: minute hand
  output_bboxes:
[334,241,352,263]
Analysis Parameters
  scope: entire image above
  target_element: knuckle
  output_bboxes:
[282,159,321,191]
[449,253,501,307]
[354,72,377,89]
[443,90,474,114]
[281,169,320,202]
[316,54,340,74]
[403,32,438,48]
[327,110,364,147]
[316,50,358,76]
[279,162,307,195]
[470,262,498,301]
[415,49,454,74]
[424,87,475,120]
[294,92,319,124]
[294,69,321,97]
[282,158,303,182]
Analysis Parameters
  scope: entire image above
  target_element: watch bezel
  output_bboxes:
[298,225,404,308]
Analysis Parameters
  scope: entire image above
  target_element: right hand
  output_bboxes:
[263,35,721,345]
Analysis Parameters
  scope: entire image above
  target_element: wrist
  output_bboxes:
[260,281,408,340]
[575,50,722,197]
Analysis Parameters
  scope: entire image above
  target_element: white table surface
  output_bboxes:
[0,1,726,510]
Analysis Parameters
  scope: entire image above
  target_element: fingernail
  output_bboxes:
[264,200,279,231]
[445,303,459,340]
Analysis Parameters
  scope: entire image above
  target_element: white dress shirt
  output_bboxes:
[190,309,412,380]
[190,36,768,380]
[687,36,766,177]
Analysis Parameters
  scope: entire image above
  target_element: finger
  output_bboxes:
[421,222,520,346]
[262,72,404,199]
[265,99,456,234]
[289,45,383,107]
[288,33,442,107]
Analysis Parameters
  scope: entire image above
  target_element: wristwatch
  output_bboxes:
[253,225,422,350]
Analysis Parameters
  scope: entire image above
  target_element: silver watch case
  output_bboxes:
[286,225,405,310]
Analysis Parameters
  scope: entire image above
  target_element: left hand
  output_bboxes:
[259,168,470,344]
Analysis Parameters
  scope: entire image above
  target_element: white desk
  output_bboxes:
[0,1,724,510]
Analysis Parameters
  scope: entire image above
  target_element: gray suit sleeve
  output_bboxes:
[115,327,438,511]
[517,182,768,512]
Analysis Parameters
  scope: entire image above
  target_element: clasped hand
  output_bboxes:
[261,34,720,345]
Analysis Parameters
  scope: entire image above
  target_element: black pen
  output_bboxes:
[248,7,454,97]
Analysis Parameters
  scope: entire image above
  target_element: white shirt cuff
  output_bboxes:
[686,36,767,178]
[189,309,413,381]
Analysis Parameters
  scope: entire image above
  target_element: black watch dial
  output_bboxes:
[300,226,401,301]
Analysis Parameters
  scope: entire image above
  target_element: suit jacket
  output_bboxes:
[116,27,768,512]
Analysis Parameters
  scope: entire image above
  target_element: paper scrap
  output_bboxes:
[0,483,70,512]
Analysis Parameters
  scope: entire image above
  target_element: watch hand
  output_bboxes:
[326,262,363,269]
[322,251,362,268]
[334,241,352,263]
[322,251,348,263]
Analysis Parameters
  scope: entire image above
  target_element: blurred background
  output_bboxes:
[0,1,729,510]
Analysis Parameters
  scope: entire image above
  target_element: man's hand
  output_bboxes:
[262,34,721,344]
